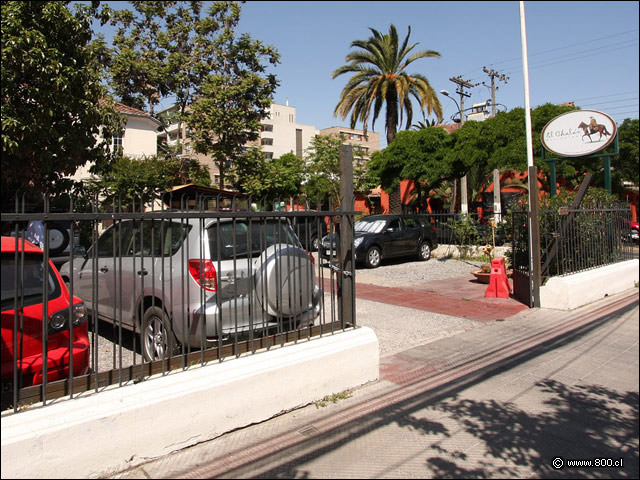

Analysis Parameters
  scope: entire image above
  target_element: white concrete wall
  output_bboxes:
[539,259,639,310]
[1,327,379,479]
[123,116,158,158]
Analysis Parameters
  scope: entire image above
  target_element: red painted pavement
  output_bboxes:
[321,274,528,323]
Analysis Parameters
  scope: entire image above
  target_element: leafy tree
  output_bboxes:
[1,0,122,205]
[613,118,638,190]
[302,134,373,208]
[332,24,443,146]
[108,1,279,190]
[87,155,210,209]
[233,150,303,205]
[367,127,454,211]
[303,135,343,206]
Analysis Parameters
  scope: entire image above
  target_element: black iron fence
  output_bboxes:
[512,206,638,283]
[423,211,509,247]
[1,193,356,412]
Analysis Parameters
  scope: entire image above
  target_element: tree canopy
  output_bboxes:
[367,103,638,210]
[1,0,122,204]
[332,24,442,146]
[108,1,280,190]
[232,150,304,205]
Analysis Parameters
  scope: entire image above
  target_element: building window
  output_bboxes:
[184,143,191,154]
[265,152,273,160]
[261,124,273,132]
[112,132,124,155]
[261,138,273,146]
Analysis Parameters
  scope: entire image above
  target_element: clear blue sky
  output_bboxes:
[96,1,639,149]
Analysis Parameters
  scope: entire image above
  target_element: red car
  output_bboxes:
[1,236,90,391]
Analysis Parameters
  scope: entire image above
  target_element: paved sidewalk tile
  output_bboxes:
[111,289,639,480]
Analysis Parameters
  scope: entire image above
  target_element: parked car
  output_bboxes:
[290,214,328,252]
[1,236,89,392]
[320,214,438,269]
[60,217,323,362]
[622,219,639,244]
[1,217,81,269]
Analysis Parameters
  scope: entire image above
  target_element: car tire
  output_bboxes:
[417,241,431,261]
[253,244,316,317]
[48,222,70,256]
[365,246,381,268]
[142,306,176,362]
[310,235,319,252]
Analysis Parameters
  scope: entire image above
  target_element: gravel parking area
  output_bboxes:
[328,256,487,357]
[94,255,488,371]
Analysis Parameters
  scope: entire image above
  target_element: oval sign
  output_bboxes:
[541,110,617,157]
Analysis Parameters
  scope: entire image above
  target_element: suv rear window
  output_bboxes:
[207,219,299,261]
[1,254,61,310]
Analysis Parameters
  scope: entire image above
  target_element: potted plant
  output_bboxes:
[471,243,494,283]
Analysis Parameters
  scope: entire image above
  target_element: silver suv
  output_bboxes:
[60,217,322,361]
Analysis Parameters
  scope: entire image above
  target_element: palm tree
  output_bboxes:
[332,24,443,146]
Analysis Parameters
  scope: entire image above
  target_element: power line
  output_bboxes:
[573,91,639,102]
[481,28,639,70]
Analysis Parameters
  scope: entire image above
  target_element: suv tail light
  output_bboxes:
[188,259,217,291]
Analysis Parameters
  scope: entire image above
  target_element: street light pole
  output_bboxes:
[440,89,461,123]
[440,90,461,214]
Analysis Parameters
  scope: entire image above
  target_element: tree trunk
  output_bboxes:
[389,189,401,214]
[449,179,457,213]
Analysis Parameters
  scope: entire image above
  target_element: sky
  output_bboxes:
[95,1,639,149]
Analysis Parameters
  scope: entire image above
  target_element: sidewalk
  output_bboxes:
[110,284,639,479]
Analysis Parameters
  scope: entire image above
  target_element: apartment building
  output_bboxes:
[157,102,319,187]
[318,126,380,163]
[156,102,382,187]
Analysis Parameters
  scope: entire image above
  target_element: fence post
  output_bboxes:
[339,145,355,327]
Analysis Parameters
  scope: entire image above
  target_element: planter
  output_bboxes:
[472,268,514,284]
[471,269,491,284]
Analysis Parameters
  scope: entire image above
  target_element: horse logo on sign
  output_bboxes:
[578,118,612,142]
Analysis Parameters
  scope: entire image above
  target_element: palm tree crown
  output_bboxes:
[332,24,443,146]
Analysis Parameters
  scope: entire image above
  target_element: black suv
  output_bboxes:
[321,214,438,268]
[290,214,328,252]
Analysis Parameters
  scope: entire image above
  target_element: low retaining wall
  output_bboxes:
[433,244,510,259]
[1,327,379,479]
[539,259,639,310]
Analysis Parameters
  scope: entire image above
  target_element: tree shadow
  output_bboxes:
[192,309,639,479]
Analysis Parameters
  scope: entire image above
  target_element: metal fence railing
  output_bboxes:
[422,211,509,247]
[1,193,356,412]
[512,207,638,283]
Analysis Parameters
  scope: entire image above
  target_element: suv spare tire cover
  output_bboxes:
[253,244,315,317]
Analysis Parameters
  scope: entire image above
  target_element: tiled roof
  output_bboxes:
[435,123,462,134]
[113,102,152,117]
[116,102,162,125]
[98,99,162,124]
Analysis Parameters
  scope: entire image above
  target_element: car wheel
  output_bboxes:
[365,246,381,268]
[48,222,70,256]
[142,306,176,362]
[417,241,431,261]
[310,235,319,252]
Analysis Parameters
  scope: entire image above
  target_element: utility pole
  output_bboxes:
[482,68,509,225]
[482,67,509,117]
[448,76,475,125]
[449,76,477,214]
